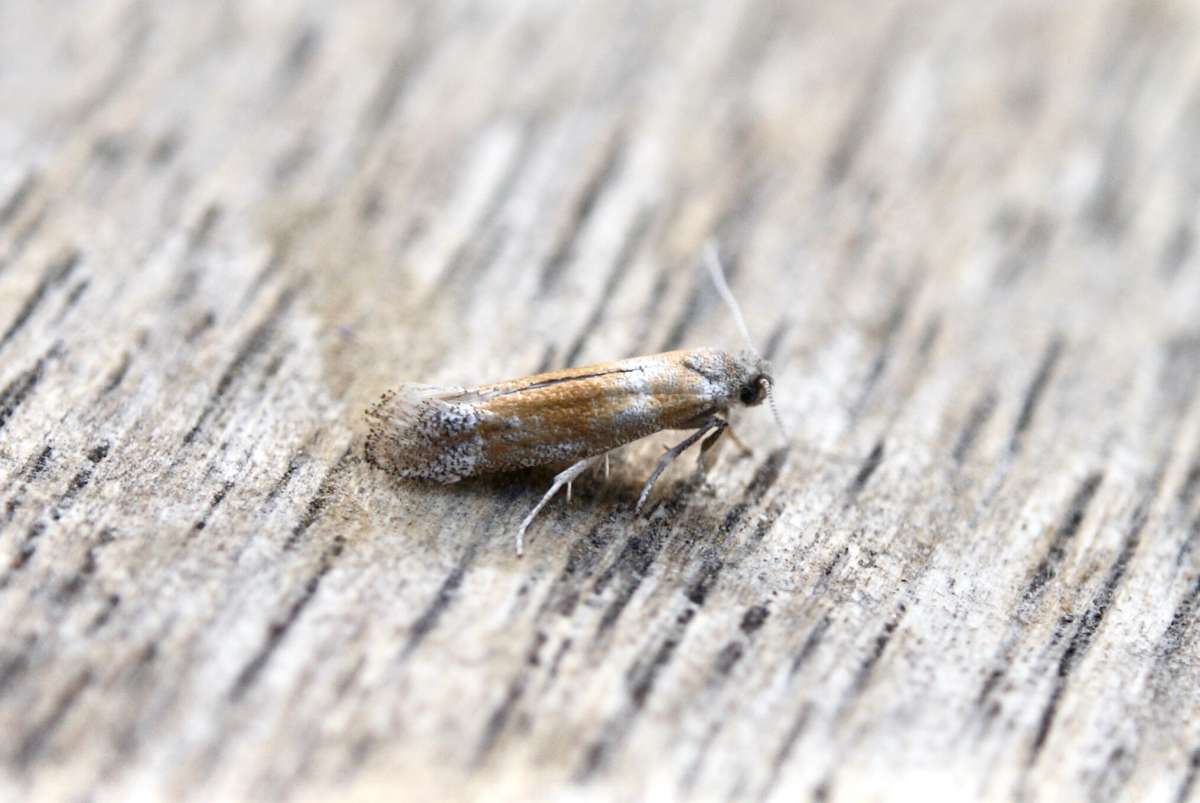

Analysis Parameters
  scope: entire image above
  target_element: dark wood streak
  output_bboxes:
[591,502,682,636]
[0,205,46,274]
[1177,456,1200,513]
[2,447,105,583]
[978,472,1104,708]
[0,251,79,352]
[272,133,315,187]
[182,287,295,446]
[0,344,59,436]
[1174,513,1200,571]
[278,24,321,87]
[630,268,671,355]
[229,535,346,700]
[1027,498,1152,765]
[846,440,885,497]
[436,126,536,292]
[849,282,912,420]
[0,636,35,699]
[576,606,694,781]
[1092,743,1137,803]
[658,250,735,353]
[70,9,148,124]
[1,442,53,530]
[723,0,797,80]
[283,445,354,549]
[657,278,705,355]
[1022,472,1105,606]
[993,209,1054,287]
[823,11,905,186]
[838,603,906,715]
[0,445,112,581]
[1086,125,1132,237]
[55,526,117,605]
[1160,333,1200,416]
[1175,746,1200,803]
[23,445,54,483]
[399,546,477,661]
[0,173,37,231]
[1152,565,1200,684]
[105,641,163,764]
[790,615,832,676]
[1160,222,1193,280]
[192,480,234,533]
[189,204,223,254]
[561,211,651,367]
[56,278,91,320]
[397,487,526,662]
[1010,335,1065,454]
[757,702,814,803]
[593,450,785,637]
[98,352,133,398]
[676,603,772,792]
[11,669,93,771]
[537,515,622,619]
[148,130,181,166]
[360,40,425,135]
[264,449,309,508]
[472,630,548,764]
[539,134,626,293]
[85,593,120,634]
[91,132,131,169]
[761,321,788,362]
[953,389,997,464]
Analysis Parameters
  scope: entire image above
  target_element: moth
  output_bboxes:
[365,243,787,555]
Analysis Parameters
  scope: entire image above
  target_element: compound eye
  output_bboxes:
[739,384,759,405]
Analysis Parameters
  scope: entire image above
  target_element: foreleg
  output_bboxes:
[635,418,726,515]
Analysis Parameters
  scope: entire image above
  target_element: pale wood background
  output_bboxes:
[2,1,1200,801]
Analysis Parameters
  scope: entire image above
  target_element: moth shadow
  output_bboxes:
[363,436,744,560]
[441,460,652,509]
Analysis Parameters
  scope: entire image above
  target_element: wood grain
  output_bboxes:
[2,1,1199,801]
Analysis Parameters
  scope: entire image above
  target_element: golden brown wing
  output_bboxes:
[471,351,725,473]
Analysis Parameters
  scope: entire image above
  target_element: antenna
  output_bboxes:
[703,240,789,441]
[704,241,755,353]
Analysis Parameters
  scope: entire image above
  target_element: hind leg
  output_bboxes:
[515,455,603,557]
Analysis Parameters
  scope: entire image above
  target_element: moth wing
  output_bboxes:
[364,382,486,482]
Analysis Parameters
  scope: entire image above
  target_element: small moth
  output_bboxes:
[365,242,787,555]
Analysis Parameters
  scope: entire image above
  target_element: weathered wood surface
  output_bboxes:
[2,1,1200,801]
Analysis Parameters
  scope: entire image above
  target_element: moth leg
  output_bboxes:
[516,456,602,557]
[635,418,727,515]
[700,423,726,455]
[589,453,611,480]
[724,426,754,457]
[695,421,727,473]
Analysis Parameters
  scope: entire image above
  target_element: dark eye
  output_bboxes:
[739,385,758,404]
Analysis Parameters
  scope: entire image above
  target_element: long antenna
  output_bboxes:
[703,240,789,441]
[704,241,755,353]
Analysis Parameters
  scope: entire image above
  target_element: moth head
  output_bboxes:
[732,351,773,408]
[705,241,789,441]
